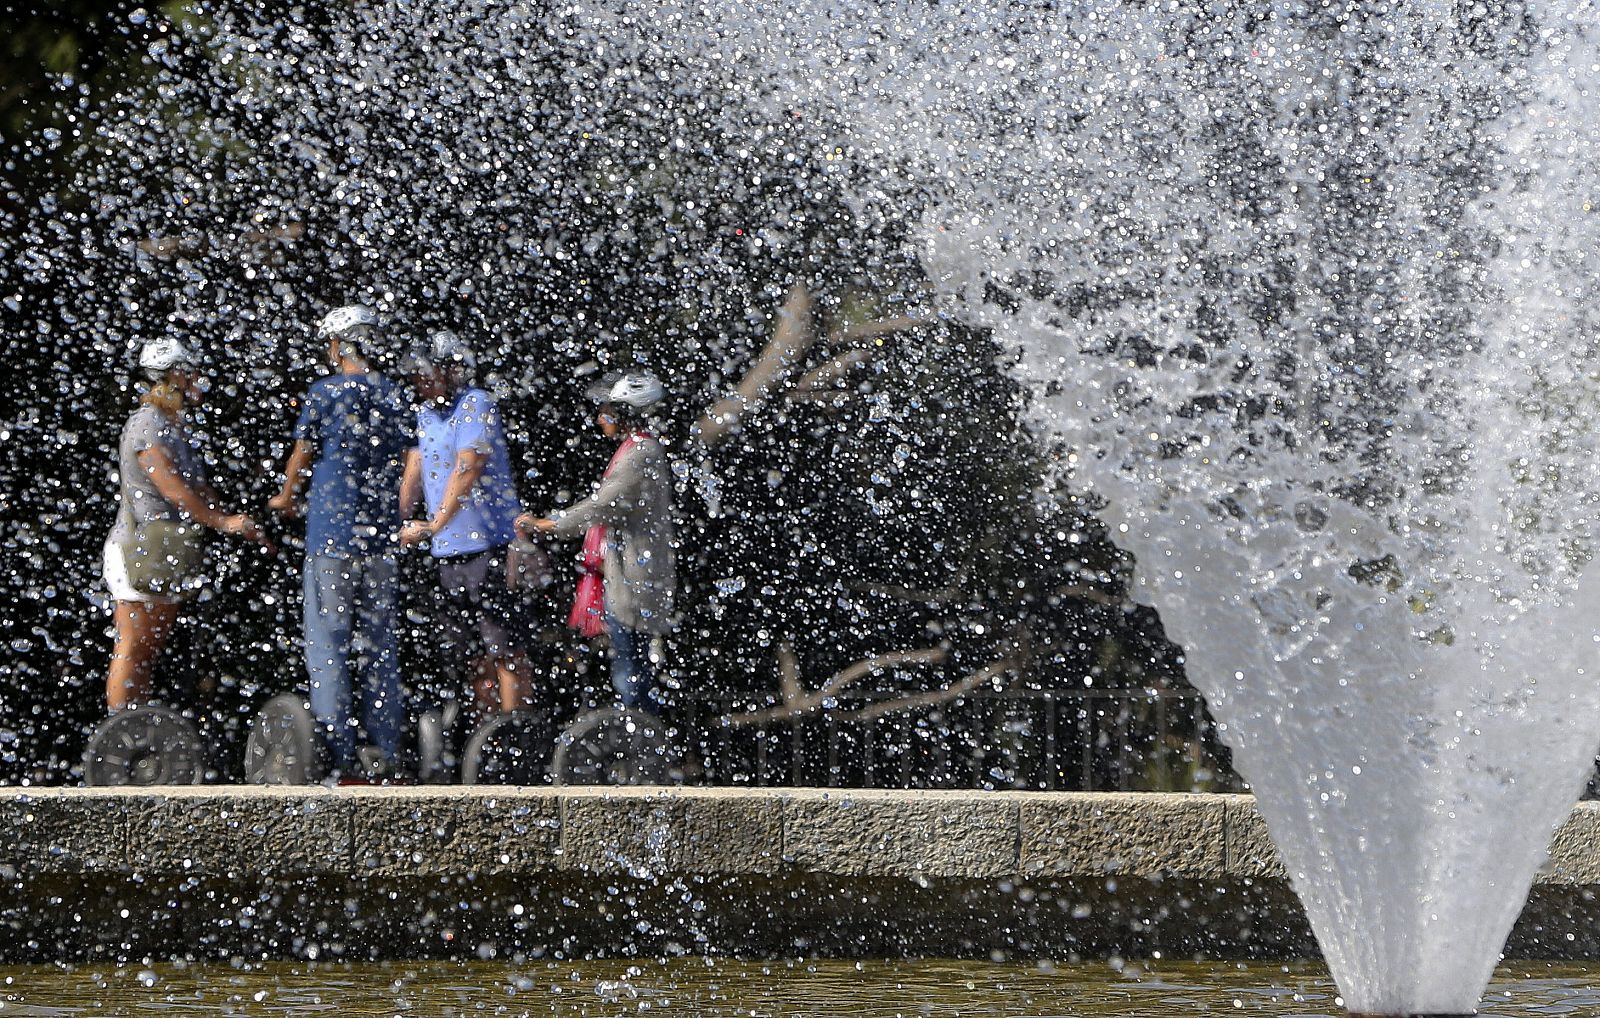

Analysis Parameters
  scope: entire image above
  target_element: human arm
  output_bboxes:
[270,386,323,517]
[398,448,422,520]
[138,446,266,543]
[515,513,558,535]
[193,475,224,508]
[267,439,315,516]
[399,447,488,547]
[526,445,645,540]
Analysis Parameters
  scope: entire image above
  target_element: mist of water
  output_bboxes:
[14,0,1600,1012]
[616,1,1600,1012]
[714,3,1600,1013]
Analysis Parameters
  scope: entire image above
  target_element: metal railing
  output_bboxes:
[676,688,1239,792]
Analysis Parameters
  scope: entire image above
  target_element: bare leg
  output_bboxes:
[106,600,179,709]
[495,651,534,712]
[471,655,500,724]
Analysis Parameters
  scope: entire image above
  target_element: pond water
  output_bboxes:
[0,958,1596,1016]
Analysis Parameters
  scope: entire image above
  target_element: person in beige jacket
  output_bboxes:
[519,372,675,710]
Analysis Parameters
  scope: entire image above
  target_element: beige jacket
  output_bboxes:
[552,435,676,633]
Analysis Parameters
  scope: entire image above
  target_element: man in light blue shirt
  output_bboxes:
[399,332,533,720]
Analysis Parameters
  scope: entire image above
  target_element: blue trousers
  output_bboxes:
[605,612,661,711]
[303,553,403,771]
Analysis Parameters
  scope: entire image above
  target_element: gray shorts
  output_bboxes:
[436,545,534,660]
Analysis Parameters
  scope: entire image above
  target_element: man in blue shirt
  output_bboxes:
[399,331,533,721]
[269,304,412,780]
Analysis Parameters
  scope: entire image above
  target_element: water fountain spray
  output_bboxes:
[19,0,1600,1013]
[624,1,1600,1013]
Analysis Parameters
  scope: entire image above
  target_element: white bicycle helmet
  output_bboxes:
[139,337,198,378]
[590,371,665,410]
[316,304,379,339]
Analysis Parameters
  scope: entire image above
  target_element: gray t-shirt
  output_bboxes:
[107,406,208,546]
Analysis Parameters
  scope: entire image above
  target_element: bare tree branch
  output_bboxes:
[721,646,949,727]
[847,560,974,604]
[786,318,933,404]
[692,293,931,432]
[788,349,872,401]
[827,316,931,345]
[693,283,817,449]
[1052,583,1126,607]
[835,657,1019,723]
[777,642,803,711]
[137,222,305,264]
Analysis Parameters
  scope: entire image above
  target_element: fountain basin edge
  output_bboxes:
[1,787,1597,964]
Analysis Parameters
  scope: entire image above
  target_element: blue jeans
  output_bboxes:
[606,612,661,711]
[303,553,403,771]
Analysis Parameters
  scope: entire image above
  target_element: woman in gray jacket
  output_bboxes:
[519,372,676,711]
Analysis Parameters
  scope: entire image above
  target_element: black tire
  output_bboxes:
[84,704,204,786]
[550,708,678,786]
[461,710,554,785]
[243,694,326,785]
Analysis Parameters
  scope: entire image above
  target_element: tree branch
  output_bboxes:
[835,657,1019,723]
[847,560,973,604]
[693,283,817,449]
[693,294,932,436]
[721,646,949,727]
[827,316,931,345]
[788,349,872,401]
[1052,583,1126,607]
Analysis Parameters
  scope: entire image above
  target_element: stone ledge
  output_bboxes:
[1021,792,1224,878]
[3,788,1600,961]
[1222,794,1287,879]
[0,787,1597,888]
[354,792,560,877]
[562,792,782,876]
[782,790,1019,878]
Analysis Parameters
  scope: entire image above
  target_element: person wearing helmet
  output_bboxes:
[268,303,412,781]
[518,371,676,712]
[102,335,271,711]
[399,331,534,721]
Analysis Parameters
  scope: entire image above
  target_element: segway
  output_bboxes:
[83,702,205,786]
[243,693,326,784]
[460,709,556,785]
[550,707,679,786]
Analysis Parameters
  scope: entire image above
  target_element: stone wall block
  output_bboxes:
[1021,792,1225,878]
[1540,802,1600,885]
[1222,796,1287,879]
[0,792,130,874]
[562,792,783,875]
[130,793,352,876]
[782,793,1019,878]
[352,791,561,876]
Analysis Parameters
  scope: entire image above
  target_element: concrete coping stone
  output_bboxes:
[0,787,1597,885]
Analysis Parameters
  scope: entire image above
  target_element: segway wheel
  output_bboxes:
[461,710,554,786]
[417,703,464,784]
[243,694,326,785]
[83,703,204,786]
[550,708,678,786]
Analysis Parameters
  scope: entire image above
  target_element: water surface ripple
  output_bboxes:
[0,959,1596,1016]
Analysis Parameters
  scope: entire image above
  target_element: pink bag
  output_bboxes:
[565,433,647,638]
[566,525,609,637]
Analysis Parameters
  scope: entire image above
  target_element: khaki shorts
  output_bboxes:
[102,538,183,606]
